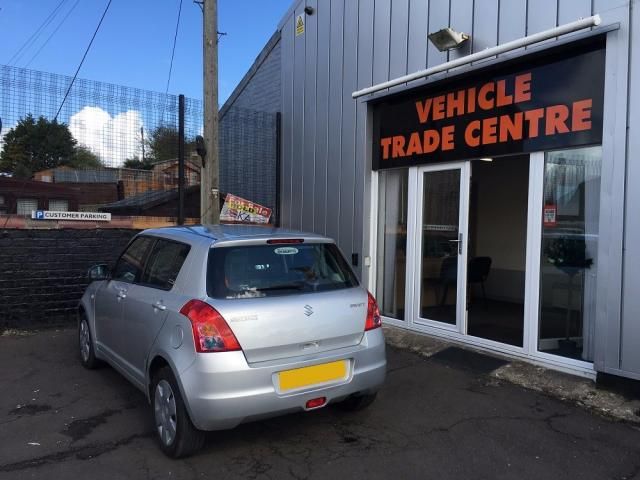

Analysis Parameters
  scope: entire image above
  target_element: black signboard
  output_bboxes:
[371,39,605,170]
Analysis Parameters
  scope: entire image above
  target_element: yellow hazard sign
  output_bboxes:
[295,14,305,36]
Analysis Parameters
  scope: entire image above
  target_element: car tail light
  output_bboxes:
[266,238,304,244]
[180,299,241,353]
[305,397,327,409]
[365,291,382,331]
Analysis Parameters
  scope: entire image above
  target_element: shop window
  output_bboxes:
[48,199,69,211]
[16,198,38,215]
[376,170,408,320]
[538,146,602,362]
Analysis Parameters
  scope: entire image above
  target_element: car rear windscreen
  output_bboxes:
[207,242,359,299]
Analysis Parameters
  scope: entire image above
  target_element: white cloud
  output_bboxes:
[0,122,15,151]
[69,107,143,167]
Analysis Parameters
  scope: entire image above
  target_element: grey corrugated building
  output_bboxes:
[224,0,640,382]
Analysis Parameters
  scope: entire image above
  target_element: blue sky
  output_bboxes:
[0,0,291,103]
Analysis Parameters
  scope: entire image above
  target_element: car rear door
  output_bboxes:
[206,241,369,364]
[94,236,155,365]
[120,238,191,384]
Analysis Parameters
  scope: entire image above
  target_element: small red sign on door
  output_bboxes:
[543,204,557,227]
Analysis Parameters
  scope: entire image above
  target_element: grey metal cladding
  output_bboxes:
[302,0,319,233]
[281,16,294,228]
[354,0,375,279]
[449,0,473,62]
[314,0,332,236]
[389,0,410,79]
[325,0,345,242]
[621,0,640,376]
[406,0,429,73]
[273,0,638,378]
[290,3,307,230]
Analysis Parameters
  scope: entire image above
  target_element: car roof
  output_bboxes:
[143,224,330,243]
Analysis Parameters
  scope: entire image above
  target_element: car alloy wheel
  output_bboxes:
[154,379,178,447]
[79,319,91,364]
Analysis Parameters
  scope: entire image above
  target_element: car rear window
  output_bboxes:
[207,242,359,299]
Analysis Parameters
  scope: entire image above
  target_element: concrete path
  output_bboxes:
[1,328,639,480]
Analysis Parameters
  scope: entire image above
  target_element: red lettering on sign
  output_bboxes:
[406,132,423,156]
[499,112,524,142]
[478,83,495,110]
[380,138,392,160]
[415,99,432,124]
[441,125,455,150]
[496,79,513,107]
[392,136,406,158]
[524,108,545,138]
[423,129,440,153]
[514,73,532,103]
[447,90,465,118]
[482,117,498,145]
[432,95,446,120]
[572,99,592,131]
[545,105,570,135]
[465,120,481,147]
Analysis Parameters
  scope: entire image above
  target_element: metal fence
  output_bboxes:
[0,64,279,228]
[0,63,202,227]
[220,106,279,224]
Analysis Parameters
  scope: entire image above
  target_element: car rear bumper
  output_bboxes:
[180,329,386,431]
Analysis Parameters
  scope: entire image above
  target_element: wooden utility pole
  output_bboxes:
[202,0,219,223]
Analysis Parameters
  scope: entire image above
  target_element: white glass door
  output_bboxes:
[413,162,470,331]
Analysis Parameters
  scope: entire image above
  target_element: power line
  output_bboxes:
[25,0,81,68]
[7,0,69,65]
[160,0,184,125]
[54,0,113,122]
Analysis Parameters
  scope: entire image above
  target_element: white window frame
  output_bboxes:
[16,198,38,216]
[48,199,69,211]
[369,152,596,378]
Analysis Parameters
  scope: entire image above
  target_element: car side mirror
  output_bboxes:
[88,264,110,281]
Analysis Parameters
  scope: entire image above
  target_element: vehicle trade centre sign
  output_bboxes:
[31,210,111,222]
[371,41,605,170]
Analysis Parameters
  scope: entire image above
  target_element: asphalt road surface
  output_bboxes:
[1,328,639,480]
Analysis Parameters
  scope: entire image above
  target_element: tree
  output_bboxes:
[123,156,153,170]
[0,115,104,177]
[147,125,196,163]
[0,115,77,177]
[68,145,103,169]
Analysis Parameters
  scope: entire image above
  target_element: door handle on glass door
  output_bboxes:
[153,302,167,311]
[448,234,463,254]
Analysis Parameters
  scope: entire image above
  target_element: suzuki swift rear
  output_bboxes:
[78,225,386,458]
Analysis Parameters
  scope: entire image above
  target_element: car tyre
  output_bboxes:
[78,312,100,369]
[334,392,378,412]
[152,367,205,458]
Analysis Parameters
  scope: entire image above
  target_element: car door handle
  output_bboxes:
[152,302,167,311]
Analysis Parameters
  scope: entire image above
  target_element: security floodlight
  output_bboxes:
[428,27,470,51]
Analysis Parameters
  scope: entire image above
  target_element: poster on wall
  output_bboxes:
[220,194,272,224]
[543,204,557,227]
[371,40,606,170]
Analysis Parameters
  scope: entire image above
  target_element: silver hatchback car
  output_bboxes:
[79,225,386,457]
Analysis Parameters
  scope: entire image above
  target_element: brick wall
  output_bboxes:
[0,229,138,328]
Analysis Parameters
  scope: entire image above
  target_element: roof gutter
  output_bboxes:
[352,14,601,99]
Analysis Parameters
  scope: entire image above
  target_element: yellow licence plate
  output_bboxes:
[278,360,348,392]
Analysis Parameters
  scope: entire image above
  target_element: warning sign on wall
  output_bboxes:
[295,14,305,36]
